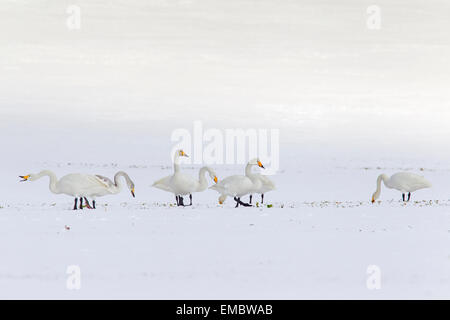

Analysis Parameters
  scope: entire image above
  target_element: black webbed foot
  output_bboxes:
[234,197,252,208]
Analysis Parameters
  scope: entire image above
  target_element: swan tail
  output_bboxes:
[152,176,173,192]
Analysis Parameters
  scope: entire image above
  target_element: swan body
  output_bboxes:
[371,172,432,203]
[152,149,217,206]
[153,167,218,195]
[211,175,255,198]
[210,158,265,207]
[20,170,135,210]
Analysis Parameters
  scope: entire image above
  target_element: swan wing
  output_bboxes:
[390,172,432,192]
[259,175,276,192]
[58,174,110,196]
[94,175,114,188]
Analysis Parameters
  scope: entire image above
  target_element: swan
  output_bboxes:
[249,173,276,205]
[152,149,218,206]
[371,172,432,203]
[20,170,135,210]
[83,171,136,208]
[210,158,265,207]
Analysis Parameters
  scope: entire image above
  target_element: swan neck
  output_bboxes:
[197,167,209,190]
[374,174,390,199]
[114,171,130,191]
[379,174,390,188]
[173,153,181,172]
[245,163,256,178]
[36,170,60,194]
[199,167,208,182]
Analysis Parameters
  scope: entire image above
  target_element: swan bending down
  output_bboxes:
[20,170,135,210]
[210,158,265,208]
[84,171,135,208]
[249,174,275,205]
[371,172,432,203]
[152,149,218,206]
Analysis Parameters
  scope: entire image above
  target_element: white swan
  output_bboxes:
[152,149,218,206]
[20,170,135,210]
[249,174,276,205]
[210,158,265,207]
[83,171,135,208]
[371,172,432,203]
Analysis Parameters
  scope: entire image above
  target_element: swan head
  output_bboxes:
[20,171,52,182]
[128,181,136,198]
[249,158,265,169]
[176,149,189,157]
[207,168,218,183]
[19,174,37,182]
[371,191,380,203]
[218,194,227,204]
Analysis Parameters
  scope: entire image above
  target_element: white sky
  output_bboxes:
[1,0,450,163]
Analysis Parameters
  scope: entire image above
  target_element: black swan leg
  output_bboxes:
[249,195,252,204]
[407,192,411,202]
[234,197,240,208]
[178,196,185,206]
[93,200,96,209]
[189,194,192,206]
[261,194,264,204]
[83,197,93,209]
[73,198,78,210]
[402,193,405,202]
[79,197,83,210]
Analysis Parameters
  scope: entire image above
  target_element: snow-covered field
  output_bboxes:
[1,0,450,299]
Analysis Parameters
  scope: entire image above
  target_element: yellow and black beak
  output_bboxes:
[214,176,218,183]
[131,188,135,198]
[19,175,30,182]
[371,197,375,204]
[258,161,265,169]
[180,150,189,157]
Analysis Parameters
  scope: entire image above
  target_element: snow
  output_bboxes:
[1,0,450,299]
